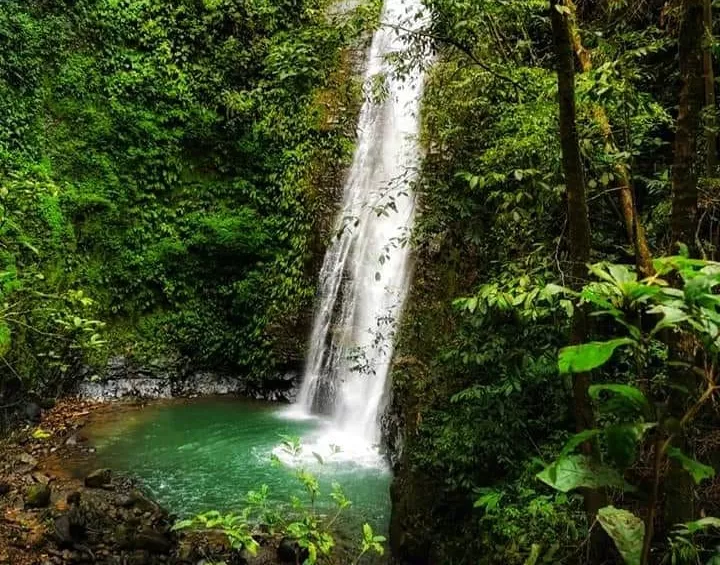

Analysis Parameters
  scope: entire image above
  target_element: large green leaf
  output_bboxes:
[537,455,627,493]
[683,517,720,534]
[597,506,644,565]
[588,384,650,414]
[560,429,601,457]
[667,447,715,484]
[558,338,634,374]
[605,423,656,468]
[648,304,689,335]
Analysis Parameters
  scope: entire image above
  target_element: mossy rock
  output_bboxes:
[25,484,51,508]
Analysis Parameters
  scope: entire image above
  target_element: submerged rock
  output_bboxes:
[25,484,51,508]
[85,468,112,488]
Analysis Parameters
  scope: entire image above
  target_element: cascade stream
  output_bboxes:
[293,0,426,449]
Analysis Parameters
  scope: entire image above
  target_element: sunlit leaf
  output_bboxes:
[558,338,634,373]
[31,428,51,440]
[537,455,627,493]
[597,506,644,565]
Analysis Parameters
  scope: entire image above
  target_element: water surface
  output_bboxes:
[84,398,391,531]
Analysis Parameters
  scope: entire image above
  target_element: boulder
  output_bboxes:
[277,537,302,563]
[32,472,50,485]
[39,398,55,410]
[128,489,161,514]
[53,514,85,548]
[134,527,172,554]
[84,468,112,488]
[115,524,133,550]
[24,402,42,423]
[17,452,38,469]
[25,484,51,508]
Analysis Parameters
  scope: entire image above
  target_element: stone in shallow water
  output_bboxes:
[84,468,112,488]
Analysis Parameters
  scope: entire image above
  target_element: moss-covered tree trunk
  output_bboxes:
[666,0,705,529]
[567,0,654,277]
[550,2,607,558]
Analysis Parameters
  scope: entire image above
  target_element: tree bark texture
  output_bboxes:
[550,3,607,556]
[671,0,705,251]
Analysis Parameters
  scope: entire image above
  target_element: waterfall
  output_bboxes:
[293,0,426,447]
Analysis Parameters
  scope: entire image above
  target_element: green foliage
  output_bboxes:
[597,506,644,565]
[538,258,720,564]
[390,0,707,562]
[559,339,635,374]
[175,440,385,565]
[666,448,716,485]
[354,523,386,564]
[537,454,627,493]
[172,510,260,556]
[0,0,372,397]
[664,518,720,565]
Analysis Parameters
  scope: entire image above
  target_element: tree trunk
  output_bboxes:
[704,0,717,176]
[666,0,705,530]
[550,2,607,557]
[671,0,705,251]
[567,2,655,277]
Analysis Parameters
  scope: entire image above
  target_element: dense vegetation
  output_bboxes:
[0,0,378,408]
[4,0,720,564]
[390,0,720,564]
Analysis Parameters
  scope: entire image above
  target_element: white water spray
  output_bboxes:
[290,0,426,453]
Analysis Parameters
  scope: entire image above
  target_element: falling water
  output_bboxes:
[293,0,426,449]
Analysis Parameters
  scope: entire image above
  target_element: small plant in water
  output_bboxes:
[354,523,386,564]
[279,434,303,457]
[171,510,260,556]
[172,436,385,565]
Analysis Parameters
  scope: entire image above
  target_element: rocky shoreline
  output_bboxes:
[0,398,306,565]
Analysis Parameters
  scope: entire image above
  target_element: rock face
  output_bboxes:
[25,484,51,508]
[77,356,300,403]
